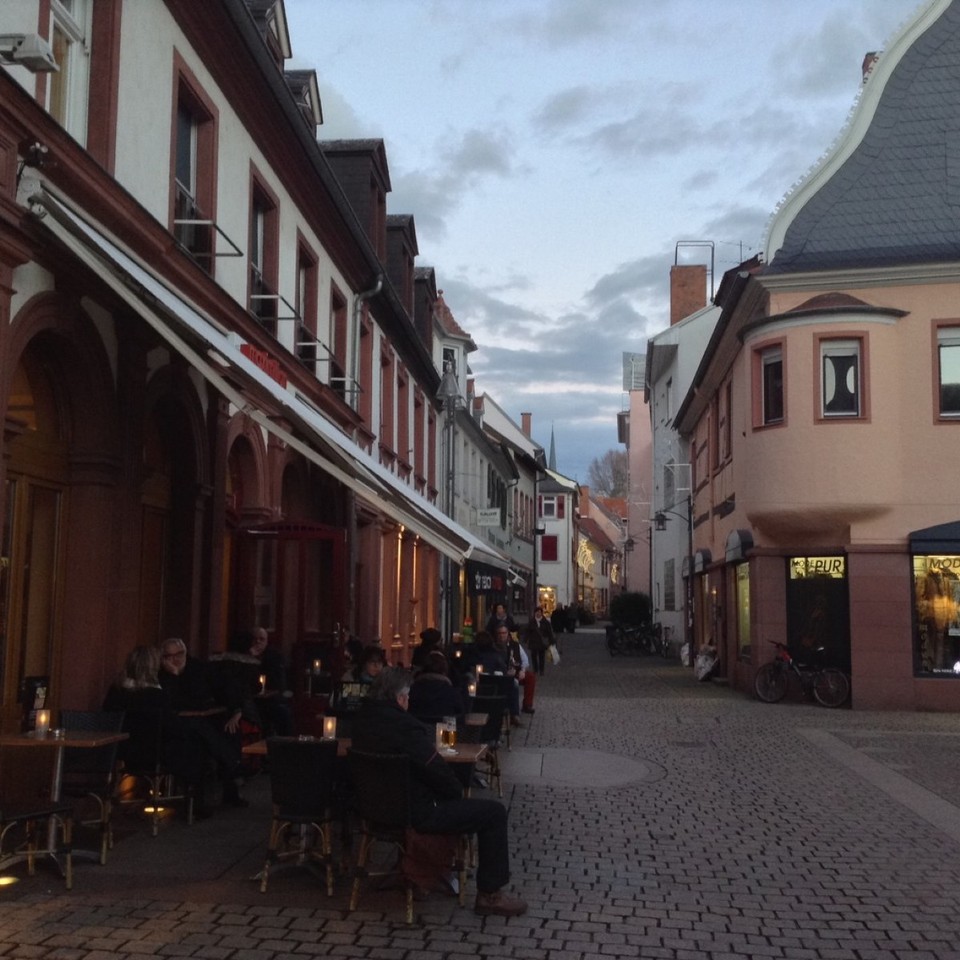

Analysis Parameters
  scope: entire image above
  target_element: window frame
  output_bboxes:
[247,168,280,336]
[170,54,219,271]
[47,0,92,144]
[817,335,867,421]
[752,340,786,429]
[295,236,319,373]
[935,323,960,420]
[541,535,558,563]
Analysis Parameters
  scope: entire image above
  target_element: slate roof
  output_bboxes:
[768,1,960,274]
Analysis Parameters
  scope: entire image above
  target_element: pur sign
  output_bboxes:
[790,556,846,580]
[241,343,288,388]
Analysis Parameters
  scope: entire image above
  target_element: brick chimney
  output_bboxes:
[862,51,880,83]
[580,486,591,515]
[521,412,531,437]
[670,264,708,326]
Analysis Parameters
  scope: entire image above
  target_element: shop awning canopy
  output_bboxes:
[36,189,509,572]
[909,521,960,554]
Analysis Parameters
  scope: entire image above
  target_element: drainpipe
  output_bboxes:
[350,274,383,411]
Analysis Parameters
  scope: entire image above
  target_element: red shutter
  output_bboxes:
[557,496,565,519]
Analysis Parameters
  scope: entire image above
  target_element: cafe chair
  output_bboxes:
[467,693,506,798]
[0,798,74,889]
[347,750,415,923]
[477,674,514,751]
[114,716,194,836]
[59,709,124,864]
[261,736,339,895]
[347,749,468,923]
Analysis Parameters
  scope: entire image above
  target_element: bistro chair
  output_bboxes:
[260,736,339,895]
[347,749,465,923]
[0,744,73,889]
[59,709,125,864]
[477,674,515,750]
[114,714,194,836]
[467,693,506,798]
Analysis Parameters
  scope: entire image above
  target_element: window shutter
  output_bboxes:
[557,496,565,519]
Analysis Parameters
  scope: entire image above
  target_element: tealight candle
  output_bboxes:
[323,716,337,740]
[312,659,322,675]
[467,679,477,697]
[35,709,50,736]
[475,664,483,675]
[258,673,267,694]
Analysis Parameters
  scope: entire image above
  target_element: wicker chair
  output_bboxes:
[260,736,339,895]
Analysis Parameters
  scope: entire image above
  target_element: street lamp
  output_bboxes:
[653,495,694,665]
[436,363,463,644]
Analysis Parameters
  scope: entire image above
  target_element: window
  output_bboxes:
[442,346,458,380]
[295,243,318,372]
[47,0,92,144]
[761,346,784,424]
[248,176,279,335]
[330,286,349,399]
[541,535,558,562]
[821,339,861,418]
[540,496,555,518]
[736,562,751,659]
[171,58,219,270]
[913,555,960,675]
[720,381,733,461]
[663,558,676,611]
[938,327,960,416]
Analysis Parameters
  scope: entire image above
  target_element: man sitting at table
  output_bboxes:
[351,667,528,917]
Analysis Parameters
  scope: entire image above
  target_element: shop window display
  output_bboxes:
[913,556,960,675]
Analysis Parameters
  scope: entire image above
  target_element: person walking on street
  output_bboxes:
[526,607,555,676]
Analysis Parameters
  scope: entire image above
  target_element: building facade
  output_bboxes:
[0,0,508,728]
[674,0,960,710]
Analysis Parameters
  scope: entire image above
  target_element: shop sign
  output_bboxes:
[241,343,288,388]
[476,508,501,527]
[465,558,506,595]
[789,556,846,579]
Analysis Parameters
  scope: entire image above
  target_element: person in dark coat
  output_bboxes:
[483,603,516,637]
[408,651,466,721]
[412,627,444,672]
[526,607,555,676]
[104,645,213,816]
[351,667,528,917]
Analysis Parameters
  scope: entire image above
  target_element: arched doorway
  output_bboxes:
[1,346,68,729]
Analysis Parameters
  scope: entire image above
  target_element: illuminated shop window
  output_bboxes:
[913,555,960,676]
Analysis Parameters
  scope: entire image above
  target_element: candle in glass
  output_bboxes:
[35,709,50,736]
[475,664,483,675]
[312,659,322,675]
[467,679,477,697]
[323,716,337,740]
[258,673,267,694]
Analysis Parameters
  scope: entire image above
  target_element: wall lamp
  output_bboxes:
[0,34,59,73]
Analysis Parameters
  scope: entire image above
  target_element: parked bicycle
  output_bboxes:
[753,640,850,707]
[605,622,654,656]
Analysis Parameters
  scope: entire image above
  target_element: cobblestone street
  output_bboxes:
[3,627,960,959]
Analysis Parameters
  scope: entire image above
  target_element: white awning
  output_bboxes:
[36,189,509,571]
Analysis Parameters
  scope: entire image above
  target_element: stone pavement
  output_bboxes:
[4,626,960,958]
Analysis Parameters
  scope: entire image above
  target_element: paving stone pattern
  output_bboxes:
[3,628,960,959]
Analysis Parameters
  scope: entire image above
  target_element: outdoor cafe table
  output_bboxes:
[242,737,487,765]
[0,729,129,869]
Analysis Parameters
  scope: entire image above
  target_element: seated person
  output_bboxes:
[208,629,263,736]
[467,630,520,723]
[353,644,387,683]
[105,645,234,816]
[408,651,466,721]
[484,603,517,637]
[250,627,294,736]
[412,627,444,673]
[158,637,246,807]
[495,623,536,718]
[351,667,528,917]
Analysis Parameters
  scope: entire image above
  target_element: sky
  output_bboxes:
[284,0,924,485]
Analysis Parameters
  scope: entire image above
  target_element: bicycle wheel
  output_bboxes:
[813,668,850,707]
[754,662,788,703]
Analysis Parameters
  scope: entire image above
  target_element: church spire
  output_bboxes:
[548,424,557,471]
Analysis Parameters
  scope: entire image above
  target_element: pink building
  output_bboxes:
[675,0,960,710]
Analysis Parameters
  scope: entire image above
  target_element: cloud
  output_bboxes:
[507,0,640,49]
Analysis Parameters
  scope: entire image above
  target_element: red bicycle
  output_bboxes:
[753,640,850,707]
